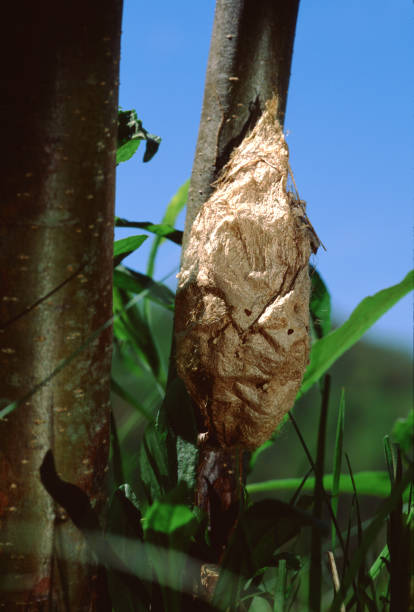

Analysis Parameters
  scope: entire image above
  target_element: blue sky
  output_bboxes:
[115,1,412,353]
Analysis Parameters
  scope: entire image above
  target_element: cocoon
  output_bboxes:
[175,98,317,449]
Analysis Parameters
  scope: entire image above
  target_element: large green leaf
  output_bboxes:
[300,270,413,395]
[144,499,198,544]
[113,235,147,267]
[115,218,183,246]
[147,180,189,277]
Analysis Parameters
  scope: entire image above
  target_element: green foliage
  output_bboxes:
[107,216,413,610]
[300,270,414,396]
[113,266,175,310]
[117,109,161,164]
[391,409,414,456]
[113,235,148,267]
[309,264,331,339]
[115,217,183,246]
[146,179,189,277]
[31,108,413,610]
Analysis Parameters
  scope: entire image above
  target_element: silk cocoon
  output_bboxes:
[175,98,316,449]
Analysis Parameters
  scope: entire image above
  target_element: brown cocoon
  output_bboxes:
[175,98,316,450]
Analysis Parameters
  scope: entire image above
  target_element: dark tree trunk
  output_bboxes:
[176,0,300,562]
[0,1,122,609]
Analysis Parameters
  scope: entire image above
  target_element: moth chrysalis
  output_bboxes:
[175,98,317,450]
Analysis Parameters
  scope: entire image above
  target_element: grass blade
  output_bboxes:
[345,453,365,610]
[146,180,189,278]
[111,377,152,421]
[274,558,287,612]
[330,463,414,611]
[331,390,345,550]
[309,375,331,612]
[383,434,396,485]
[114,218,183,245]
[110,409,126,488]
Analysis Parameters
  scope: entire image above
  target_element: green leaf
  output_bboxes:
[142,495,200,611]
[117,109,161,164]
[105,484,145,596]
[116,139,141,164]
[113,235,147,267]
[248,597,273,612]
[113,286,162,380]
[246,471,403,498]
[114,218,183,245]
[391,410,414,455]
[142,135,161,163]
[111,377,152,421]
[135,423,177,514]
[117,109,142,147]
[300,270,414,395]
[113,266,175,310]
[158,376,198,500]
[0,400,16,420]
[144,500,197,543]
[309,265,331,339]
[147,180,189,277]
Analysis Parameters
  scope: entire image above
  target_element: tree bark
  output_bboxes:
[176,0,300,560]
[183,0,300,252]
[0,2,122,609]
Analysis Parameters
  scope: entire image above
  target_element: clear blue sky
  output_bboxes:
[115,1,412,353]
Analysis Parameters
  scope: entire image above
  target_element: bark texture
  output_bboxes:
[176,100,312,450]
[0,2,122,609]
[182,0,300,252]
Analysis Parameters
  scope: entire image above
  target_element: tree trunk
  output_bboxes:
[176,0,300,559]
[183,0,300,250]
[0,2,122,609]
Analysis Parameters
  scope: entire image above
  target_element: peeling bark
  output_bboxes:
[0,1,122,608]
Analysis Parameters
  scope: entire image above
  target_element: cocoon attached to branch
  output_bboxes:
[175,98,318,450]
